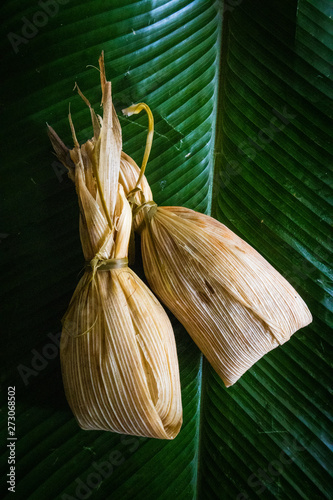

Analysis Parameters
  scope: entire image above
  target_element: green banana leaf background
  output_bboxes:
[1,0,332,498]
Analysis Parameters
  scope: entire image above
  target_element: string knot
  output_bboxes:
[133,201,158,234]
[85,257,128,275]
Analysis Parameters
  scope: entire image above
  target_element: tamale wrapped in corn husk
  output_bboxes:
[120,104,313,387]
[47,55,182,438]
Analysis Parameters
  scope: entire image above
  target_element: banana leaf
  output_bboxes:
[1,0,331,498]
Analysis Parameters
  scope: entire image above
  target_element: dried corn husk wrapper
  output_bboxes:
[120,104,313,387]
[47,54,182,439]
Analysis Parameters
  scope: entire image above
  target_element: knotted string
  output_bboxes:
[85,256,128,278]
[133,201,158,234]
[127,184,158,233]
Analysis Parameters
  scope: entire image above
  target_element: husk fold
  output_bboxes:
[119,106,313,388]
[48,54,182,439]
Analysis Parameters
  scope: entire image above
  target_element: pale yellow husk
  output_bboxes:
[48,55,182,438]
[118,151,313,388]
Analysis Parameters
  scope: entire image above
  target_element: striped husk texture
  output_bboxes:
[48,56,182,438]
[119,158,312,387]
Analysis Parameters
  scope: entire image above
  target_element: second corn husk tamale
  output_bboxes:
[119,104,312,387]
